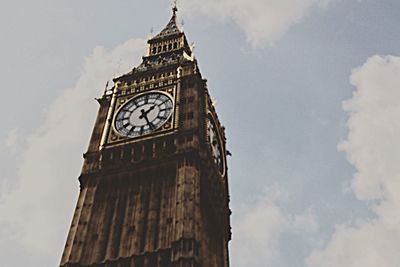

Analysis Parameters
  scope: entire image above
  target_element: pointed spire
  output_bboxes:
[172,0,178,17]
[150,2,182,41]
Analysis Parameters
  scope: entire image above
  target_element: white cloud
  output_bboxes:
[308,55,400,267]
[2,129,18,152]
[0,38,146,265]
[180,0,330,46]
[293,211,319,233]
[232,185,319,266]
[231,186,289,266]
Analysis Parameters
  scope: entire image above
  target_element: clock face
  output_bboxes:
[114,92,174,138]
[207,113,225,175]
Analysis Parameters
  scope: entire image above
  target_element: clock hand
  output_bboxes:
[148,104,157,112]
[139,109,155,130]
[139,108,148,119]
[145,116,155,130]
[144,104,157,115]
[139,105,157,119]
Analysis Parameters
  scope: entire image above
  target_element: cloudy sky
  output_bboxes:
[1,0,400,266]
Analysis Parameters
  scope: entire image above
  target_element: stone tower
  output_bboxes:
[60,7,231,267]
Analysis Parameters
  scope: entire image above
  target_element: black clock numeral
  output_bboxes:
[115,92,174,137]
[159,99,169,106]
[144,94,149,103]
[127,127,135,136]
[157,115,168,120]
[148,122,156,130]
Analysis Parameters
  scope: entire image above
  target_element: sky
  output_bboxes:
[0,0,400,266]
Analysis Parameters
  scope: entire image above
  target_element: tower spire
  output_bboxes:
[149,1,182,41]
[172,0,178,16]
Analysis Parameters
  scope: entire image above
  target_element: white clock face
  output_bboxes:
[207,113,225,175]
[114,92,174,137]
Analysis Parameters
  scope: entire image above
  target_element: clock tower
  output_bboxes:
[60,7,231,267]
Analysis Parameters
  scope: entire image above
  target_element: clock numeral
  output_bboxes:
[115,92,174,137]
[117,116,129,122]
[157,115,168,120]
[148,122,155,130]
[159,99,169,106]
[127,127,136,136]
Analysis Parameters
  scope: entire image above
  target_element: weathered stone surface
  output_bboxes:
[60,9,230,267]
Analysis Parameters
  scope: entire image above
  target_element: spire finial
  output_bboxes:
[172,0,178,16]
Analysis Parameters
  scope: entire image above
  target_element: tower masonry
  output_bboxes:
[60,8,231,267]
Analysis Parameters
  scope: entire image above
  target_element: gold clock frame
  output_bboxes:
[206,111,227,177]
[106,86,178,146]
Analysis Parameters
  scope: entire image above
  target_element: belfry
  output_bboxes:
[60,6,231,267]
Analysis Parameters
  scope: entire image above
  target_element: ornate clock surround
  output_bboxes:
[206,111,227,178]
[105,82,180,147]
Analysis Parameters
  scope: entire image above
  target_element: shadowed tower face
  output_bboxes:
[60,7,231,267]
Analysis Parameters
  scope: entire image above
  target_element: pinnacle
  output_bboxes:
[150,5,182,41]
